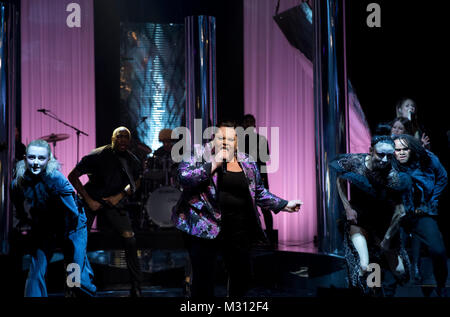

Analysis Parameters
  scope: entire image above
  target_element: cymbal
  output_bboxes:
[39,133,70,143]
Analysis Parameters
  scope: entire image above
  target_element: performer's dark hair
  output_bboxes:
[217,120,237,128]
[374,123,392,136]
[392,134,431,168]
[389,117,414,135]
[370,135,394,148]
[242,114,256,122]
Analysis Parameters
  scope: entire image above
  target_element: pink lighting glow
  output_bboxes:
[244,0,317,245]
[20,0,96,179]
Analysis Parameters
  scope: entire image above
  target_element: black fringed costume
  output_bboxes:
[330,153,413,294]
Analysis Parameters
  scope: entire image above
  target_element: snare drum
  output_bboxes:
[144,186,181,228]
[144,156,179,185]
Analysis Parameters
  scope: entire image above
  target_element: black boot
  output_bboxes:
[123,236,143,297]
[412,262,422,284]
[130,287,142,297]
[432,287,448,297]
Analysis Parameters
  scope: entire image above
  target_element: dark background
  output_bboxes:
[346,0,449,247]
[346,0,449,159]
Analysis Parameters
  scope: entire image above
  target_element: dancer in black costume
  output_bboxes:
[331,135,413,296]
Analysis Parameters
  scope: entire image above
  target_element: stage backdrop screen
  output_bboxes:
[120,23,185,153]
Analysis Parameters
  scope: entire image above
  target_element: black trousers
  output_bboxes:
[260,175,274,232]
[86,205,143,290]
[260,208,274,232]
[184,233,252,297]
[405,215,448,288]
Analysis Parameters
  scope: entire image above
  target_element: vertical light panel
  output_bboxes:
[21,0,96,177]
[120,23,185,152]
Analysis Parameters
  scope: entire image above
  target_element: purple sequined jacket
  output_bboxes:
[172,150,288,239]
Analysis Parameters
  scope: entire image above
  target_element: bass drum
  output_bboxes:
[145,186,181,228]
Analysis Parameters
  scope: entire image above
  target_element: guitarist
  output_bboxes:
[68,126,143,297]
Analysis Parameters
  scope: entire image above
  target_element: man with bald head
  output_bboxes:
[69,126,143,297]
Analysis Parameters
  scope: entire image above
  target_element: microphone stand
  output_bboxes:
[38,109,89,163]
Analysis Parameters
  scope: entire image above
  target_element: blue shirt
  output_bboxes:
[404,151,448,216]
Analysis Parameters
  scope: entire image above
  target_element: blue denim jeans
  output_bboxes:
[25,210,96,297]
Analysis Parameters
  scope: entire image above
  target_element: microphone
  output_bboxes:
[407,109,413,121]
[222,159,227,174]
[37,108,48,113]
[222,143,227,174]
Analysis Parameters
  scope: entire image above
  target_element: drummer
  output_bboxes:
[152,129,178,186]
[153,129,175,160]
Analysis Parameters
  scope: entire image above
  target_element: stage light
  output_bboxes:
[273,2,313,61]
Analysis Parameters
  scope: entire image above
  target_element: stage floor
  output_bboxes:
[8,229,450,298]
[44,240,450,298]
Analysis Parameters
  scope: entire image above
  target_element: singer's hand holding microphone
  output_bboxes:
[406,108,415,121]
[211,144,232,173]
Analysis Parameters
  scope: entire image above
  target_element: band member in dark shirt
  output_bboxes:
[153,129,174,160]
[15,127,26,163]
[152,129,178,185]
[68,126,143,297]
[240,114,275,240]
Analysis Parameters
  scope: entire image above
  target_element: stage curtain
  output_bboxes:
[244,0,316,245]
[21,0,96,178]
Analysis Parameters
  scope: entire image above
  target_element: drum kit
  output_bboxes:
[39,133,70,159]
[139,155,181,229]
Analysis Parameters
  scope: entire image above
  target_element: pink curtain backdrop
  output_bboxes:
[244,0,316,244]
[21,0,96,179]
